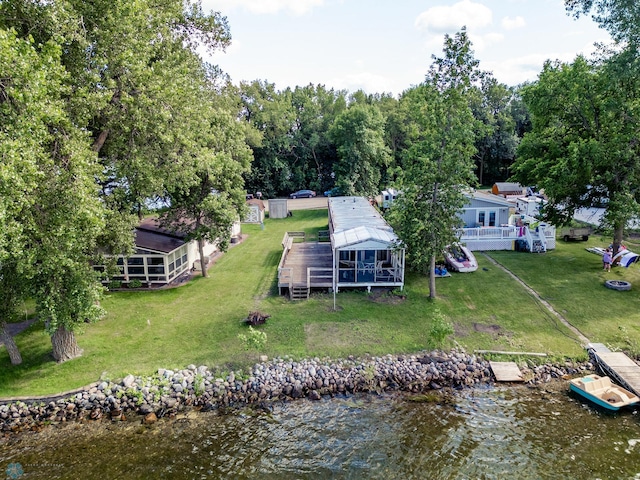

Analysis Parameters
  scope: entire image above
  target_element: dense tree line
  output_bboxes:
[238,74,524,200]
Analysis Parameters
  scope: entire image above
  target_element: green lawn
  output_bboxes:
[2,209,638,397]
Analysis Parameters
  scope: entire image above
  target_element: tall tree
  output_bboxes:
[512,52,640,256]
[0,29,106,362]
[388,29,478,299]
[470,77,518,186]
[239,80,296,197]
[329,103,391,196]
[161,99,252,276]
[0,0,236,361]
[0,29,45,364]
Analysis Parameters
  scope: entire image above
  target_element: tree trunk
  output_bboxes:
[51,325,83,363]
[429,255,437,299]
[198,238,208,278]
[0,321,22,365]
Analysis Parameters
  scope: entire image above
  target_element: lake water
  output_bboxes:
[1,382,639,479]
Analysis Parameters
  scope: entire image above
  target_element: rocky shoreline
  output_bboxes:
[0,350,593,434]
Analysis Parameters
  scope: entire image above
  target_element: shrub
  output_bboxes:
[129,279,143,289]
[108,280,122,290]
[428,308,454,348]
[238,326,267,351]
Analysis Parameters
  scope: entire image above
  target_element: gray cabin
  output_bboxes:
[460,191,512,228]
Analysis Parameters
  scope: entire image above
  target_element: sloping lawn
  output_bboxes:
[489,235,640,354]
[1,210,621,397]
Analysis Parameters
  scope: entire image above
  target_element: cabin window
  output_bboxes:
[477,210,497,227]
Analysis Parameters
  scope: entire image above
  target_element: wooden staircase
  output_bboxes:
[290,285,310,301]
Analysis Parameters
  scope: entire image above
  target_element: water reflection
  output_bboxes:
[1,384,639,479]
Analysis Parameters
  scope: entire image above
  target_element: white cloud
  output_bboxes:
[502,16,525,30]
[470,32,504,52]
[202,0,325,15]
[415,0,493,34]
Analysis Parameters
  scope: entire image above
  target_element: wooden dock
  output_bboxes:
[588,343,640,396]
[489,361,524,382]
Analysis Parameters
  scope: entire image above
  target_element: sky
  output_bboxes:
[201,0,612,96]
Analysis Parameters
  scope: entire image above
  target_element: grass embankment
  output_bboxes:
[2,209,639,396]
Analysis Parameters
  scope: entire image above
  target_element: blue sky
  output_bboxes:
[202,0,611,95]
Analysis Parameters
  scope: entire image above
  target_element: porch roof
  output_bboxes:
[134,228,185,254]
[135,217,187,254]
[332,225,397,250]
[328,196,400,250]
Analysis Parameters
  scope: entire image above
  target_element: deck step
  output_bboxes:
[290,286,310,300]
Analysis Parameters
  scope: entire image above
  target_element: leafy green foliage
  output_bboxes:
[511,50,640,253]
[0,0,239,361]
[388,30,478,298]
[329,103,392,196]
[428,308,454,348]
[238,326,267,352]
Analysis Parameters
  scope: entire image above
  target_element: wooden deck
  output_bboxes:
[589,343,640,396]
[280,242,333,288]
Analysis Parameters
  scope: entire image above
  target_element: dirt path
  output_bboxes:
[481,252,591,347]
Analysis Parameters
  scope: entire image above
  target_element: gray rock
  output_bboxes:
[122,374,136,388]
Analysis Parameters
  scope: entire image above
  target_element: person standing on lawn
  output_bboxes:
[603,248,612,272]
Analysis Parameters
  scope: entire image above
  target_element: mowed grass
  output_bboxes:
[3,208,637,396]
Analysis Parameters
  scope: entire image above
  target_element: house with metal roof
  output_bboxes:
[329,196,405,291]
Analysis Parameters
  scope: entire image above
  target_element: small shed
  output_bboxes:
[492,182,525,198]
[244,199,265,224]
[268,199,289,219]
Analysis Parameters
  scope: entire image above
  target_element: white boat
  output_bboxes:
[569,374,640,411]
[444,244,478,273]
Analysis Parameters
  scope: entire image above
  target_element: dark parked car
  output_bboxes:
[289,189,316,199]
[323,187,341,197]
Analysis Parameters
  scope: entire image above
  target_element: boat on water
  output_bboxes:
[444,244,478,273]
[569,374,640,411]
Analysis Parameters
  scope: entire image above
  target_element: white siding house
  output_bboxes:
[95,217,241,286]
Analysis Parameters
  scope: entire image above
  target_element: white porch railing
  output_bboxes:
[458,225,522,241]
[457,224,556,252]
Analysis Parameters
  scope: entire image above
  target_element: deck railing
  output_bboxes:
[307,267,333,288]
[457,224,556,252]
[457,225,521,240]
